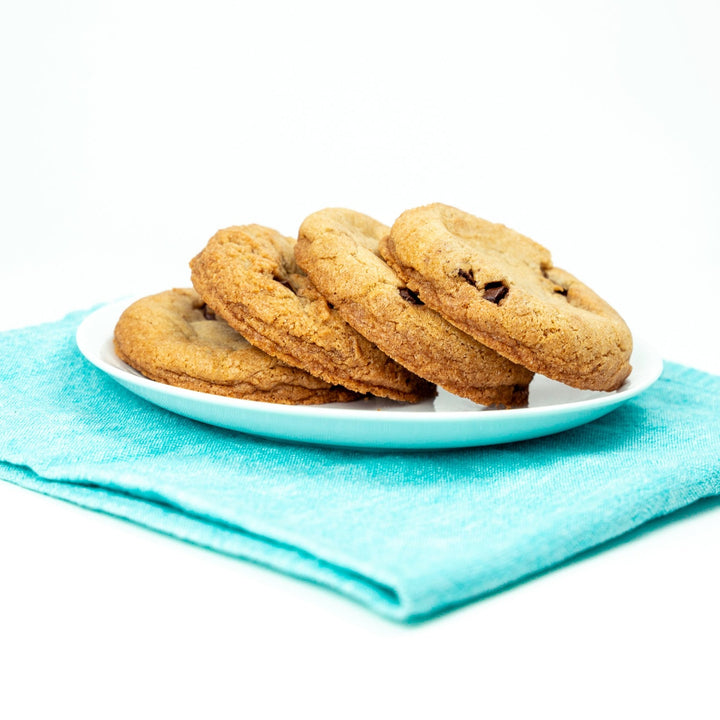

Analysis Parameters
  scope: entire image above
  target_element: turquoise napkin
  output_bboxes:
[1,310,719,622]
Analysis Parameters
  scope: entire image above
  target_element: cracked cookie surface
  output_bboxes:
[381,203,633,391]
[296,208,533,407]
[190,224,435,402]
[113,288,359,404]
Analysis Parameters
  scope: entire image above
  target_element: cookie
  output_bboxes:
[113,288,359,405]
[296,208,533,407]
[189,224,435,402]
[381,203,633,391]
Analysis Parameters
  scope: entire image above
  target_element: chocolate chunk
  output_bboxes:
[483,281,508,304]
[457,268,476,286]
[398,287,424,305]
[201,304,217,321]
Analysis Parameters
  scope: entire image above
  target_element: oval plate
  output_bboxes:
[76,300,662,449]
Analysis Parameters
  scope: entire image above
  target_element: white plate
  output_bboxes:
[76,300,663,449]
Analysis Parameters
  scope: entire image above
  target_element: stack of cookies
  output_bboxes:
[114,203,633,407]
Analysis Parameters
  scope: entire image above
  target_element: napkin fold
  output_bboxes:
[1,310,719,621]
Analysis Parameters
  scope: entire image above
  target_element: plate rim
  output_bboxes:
[75,298,663,442]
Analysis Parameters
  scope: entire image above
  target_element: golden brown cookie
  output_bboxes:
[381,203,633,391]
[189,225,435,402]
[296,208,533,407]
[113,288,359,405]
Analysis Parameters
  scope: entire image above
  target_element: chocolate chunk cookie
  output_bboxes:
[296,208,533,407]
[190,225,435,402]
[113,288,358,404]
[381,203,633,391]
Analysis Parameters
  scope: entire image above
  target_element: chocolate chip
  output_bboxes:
[542,267,568,295]
[457,268,476,286]
[483,281,508,304]
[398,287,424,305]
[201,304,217,321]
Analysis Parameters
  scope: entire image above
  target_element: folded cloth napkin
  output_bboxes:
[1,310,719,622]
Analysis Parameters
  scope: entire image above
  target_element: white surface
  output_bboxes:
[1,1,719,718]
[77,299,663,448]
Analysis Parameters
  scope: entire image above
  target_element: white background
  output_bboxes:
[1,1,719,718]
